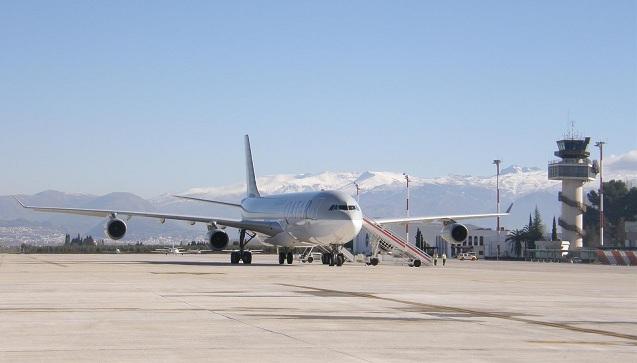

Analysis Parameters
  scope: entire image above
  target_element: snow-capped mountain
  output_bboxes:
[174,166,554,200]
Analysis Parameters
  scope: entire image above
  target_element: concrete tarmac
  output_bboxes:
[0,253,635,362]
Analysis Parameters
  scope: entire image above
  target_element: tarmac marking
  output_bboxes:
[0,307,212,313]
[25,256,67,267]
[150,272,225,275]
[244,313,475,323]
[528,340,635,346]
[281,283,637,343]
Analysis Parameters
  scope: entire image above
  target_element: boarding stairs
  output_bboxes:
[362,216,433,266]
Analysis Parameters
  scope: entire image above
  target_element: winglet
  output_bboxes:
[505,203,514,214]
[13,196,27,208]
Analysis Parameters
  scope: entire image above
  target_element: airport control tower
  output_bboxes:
[548,135,598,248]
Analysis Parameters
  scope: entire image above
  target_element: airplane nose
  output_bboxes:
[351,215,363,236]
[336,211,362,242]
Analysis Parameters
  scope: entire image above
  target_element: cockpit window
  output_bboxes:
[329,204,358,211]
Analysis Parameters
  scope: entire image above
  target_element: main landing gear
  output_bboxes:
[278,250,294,265]
[321,246,345,267]
[230,229,256,264]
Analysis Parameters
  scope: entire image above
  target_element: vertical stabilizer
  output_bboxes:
[244,135,261,198]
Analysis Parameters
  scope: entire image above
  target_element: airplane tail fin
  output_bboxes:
[244,135,261,198]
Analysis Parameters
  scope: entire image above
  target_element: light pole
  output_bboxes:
[595,141,605,246]
[354,182,361,203]
[493,160,502,234]
[403,173,410,245]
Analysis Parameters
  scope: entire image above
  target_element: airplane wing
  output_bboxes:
[375,204,513,225]
[173,195,242,208]
[14,197,283,236]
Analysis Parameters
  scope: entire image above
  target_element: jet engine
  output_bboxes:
[207,229,229,250]
[104,218,127,240]
[441,223,468,244]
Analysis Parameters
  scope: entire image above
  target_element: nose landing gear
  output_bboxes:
[322,246,345,267]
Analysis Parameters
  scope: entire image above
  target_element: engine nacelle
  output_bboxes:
[207,229,229,250]
[441,223,468,244]
[104,218,127,240]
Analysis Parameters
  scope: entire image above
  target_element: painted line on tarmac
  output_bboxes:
[25,255,67,267]
[280,283,637,343]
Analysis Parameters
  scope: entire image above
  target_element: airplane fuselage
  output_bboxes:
[240,190,363,247]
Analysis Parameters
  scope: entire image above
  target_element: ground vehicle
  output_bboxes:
[457,252,478,261]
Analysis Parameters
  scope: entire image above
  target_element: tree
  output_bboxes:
[584,180,637,246]
[506,227,527,257]
[524,207,545,249]
[551,217,558,241]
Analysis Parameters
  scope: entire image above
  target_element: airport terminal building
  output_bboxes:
[354,224,512,259]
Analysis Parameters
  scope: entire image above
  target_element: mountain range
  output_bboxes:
[2,160,636,245]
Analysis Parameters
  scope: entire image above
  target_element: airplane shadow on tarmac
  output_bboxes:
[138,261,290,267]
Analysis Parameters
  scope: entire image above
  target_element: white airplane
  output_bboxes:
[15,135,508,267]
[152,242,187,255]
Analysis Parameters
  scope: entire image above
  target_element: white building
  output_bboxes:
[354,223,512,259]
[436,227,511,258]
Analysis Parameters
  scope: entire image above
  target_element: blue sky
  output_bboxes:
[1,1,635,197]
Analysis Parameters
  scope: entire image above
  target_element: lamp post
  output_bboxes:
[595,141,605,246]
[403,173,410,245]
[354,182,361,203]
[493,160,502,234]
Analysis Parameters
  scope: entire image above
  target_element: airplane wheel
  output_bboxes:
[307,256,313,263]
[413,259,421,267]
[242,251,252,264]
[370,257,379,266]
[230,252,240,264]
[328,254,335,266]
[286,252,293,264]
[321,254,328,265]
[336,255,344,266]
[278,253,285,265]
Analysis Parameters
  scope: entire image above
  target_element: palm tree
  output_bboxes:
[506,227,528,257]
